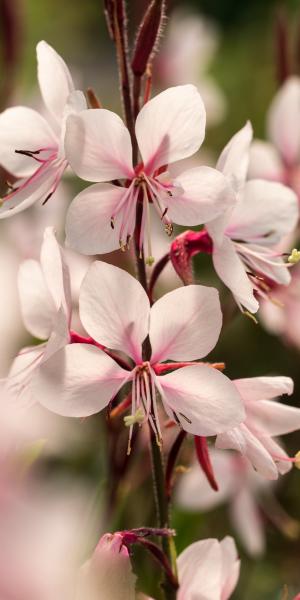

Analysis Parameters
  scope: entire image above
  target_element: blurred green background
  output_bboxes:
[1,0,300,598]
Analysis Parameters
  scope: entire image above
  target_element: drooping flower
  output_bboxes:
[0,41,86,218]
[31,261,244,446]
[216,376,300,480]
[64,84,234,259]
[6,226,72,407]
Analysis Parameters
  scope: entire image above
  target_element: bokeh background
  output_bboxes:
[1,1,300,598]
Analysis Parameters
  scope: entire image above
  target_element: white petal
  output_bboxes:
[32,344,127,417]
[217,121,253,192]
[231,489,265,557]
[0,106,57,177]
[177,539,223,600]
[267,76,300,165]
[237,243,291,286]
[79,261,150,363]
[248,399,300,436]
[211,236,259,313]
[65,183,126,255]
[167,167,235,226]
[65,109,134,182]
[233,376,293,402]
[158,365,245,436]
[6,344,46,408]
[258,436,292,476]
[149,285,222,363]
[37,40,75,124]
[18,259,56,339]
[216,427,247,454]
[219,537,240,600]
[248,140,283,181]
[227,180,298,246]
[40,226,72,320]
[135,85,206,173]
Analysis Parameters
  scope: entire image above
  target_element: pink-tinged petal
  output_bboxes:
[177,538,223,600]
[211,236,259,313]
[216,427,247,454]
[158,365,245,436]
[233,376,293,403]
[230,489,265,557]
[65,183,126,255]
[0,159,66,219]
[248,140,283,181]
[6,344,46,408]
[65,109,134,182]
[217,121,253,192]
[18,259,56,340]
[248,400,300,436]
[237,243,291,286]
[167,166,235,226]
[149,285,222,363]
[79,261,150,363]
[40,226,72,321]
[258,436,292,476]
[37,40,75,124]
[220,537,240,600]
[267,76,300,165]
[42,305,71,363]
[135,85,206,173]
[32,344,127,417]
[0,106,57,177]
[227,180,298,246]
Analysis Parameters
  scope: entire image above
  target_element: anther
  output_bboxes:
[164,223,173,237]
[288,248,300,264]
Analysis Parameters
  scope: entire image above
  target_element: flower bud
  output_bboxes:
[131,0,166,77]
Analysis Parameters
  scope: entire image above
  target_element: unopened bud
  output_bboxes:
[131,0,166,77]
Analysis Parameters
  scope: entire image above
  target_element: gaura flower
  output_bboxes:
[216,376,300,480]
[6,227,72,407]
[248,77,300,202]
[64,84,234,259]
[31,261,244,447]
[0,41,86,218]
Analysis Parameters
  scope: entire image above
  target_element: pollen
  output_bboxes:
[124,408,145,427]
[288,248,300,264]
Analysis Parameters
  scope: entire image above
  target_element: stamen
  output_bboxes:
[288,248,300,264]
[142,183,155,266]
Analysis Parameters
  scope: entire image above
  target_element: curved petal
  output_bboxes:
[37,40,75,124]
[136,85,206,173]
[212,236,259,313]
[32,344,127,417]
[216,121,253,192]
[79,261,150,363]
[40,226,71,320]
[233,376,293,402]
[167,166,235,226]
[237,243,291,286]
[65,109,134,182]
[231,489,265,557]
[157,365,245,436]
[267,76,300,165]
[248,140,283,181]
[258,436,292,476]
[220,537,240,600]
[0,106,57,177]
[227,180,298,246]
[6,344,46,408]
[65,183,127,255]
[248,399,300,436]
[177,539,223,600]
[18,259,56,339]
[149,285,222,363]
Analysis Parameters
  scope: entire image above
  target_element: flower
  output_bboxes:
[31,261,244,446]
[64,84,234,259]
[0,41,86,218]
[6,226,72,407]
[248,77,300,202]
[176,449,269,557]
[216,376,300,480]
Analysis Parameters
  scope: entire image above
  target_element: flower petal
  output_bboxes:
[65,183,127,255]
[18,259,56,340]
[233,376,293,402]
[217,121,253,192]
[267,76,300,165]
[79,261,150,363]
[32,344,127,417]
[248,399,300,436]
[167,166,235,226]
[37,40,75,124]
[65,109,134,182]
[136,85,206,173]
[230,489,265,557]
[248,140,283,181]
[157,365,245,436]
[149,285,222,363]
[177,539,223,600]
[0,107,57,177]
[211,235,259,313]
[220,536,240,600]
[40,226,72,320]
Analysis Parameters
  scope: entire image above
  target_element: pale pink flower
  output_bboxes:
[76,533,137,600]
[207,123,299,313]
[0,41,86,218]
[176,449,269,557]
[248,77,300,201]
[64,84,234,258]
[6,226,72,407]
[216,376,300,480]
[31,261,244,445]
